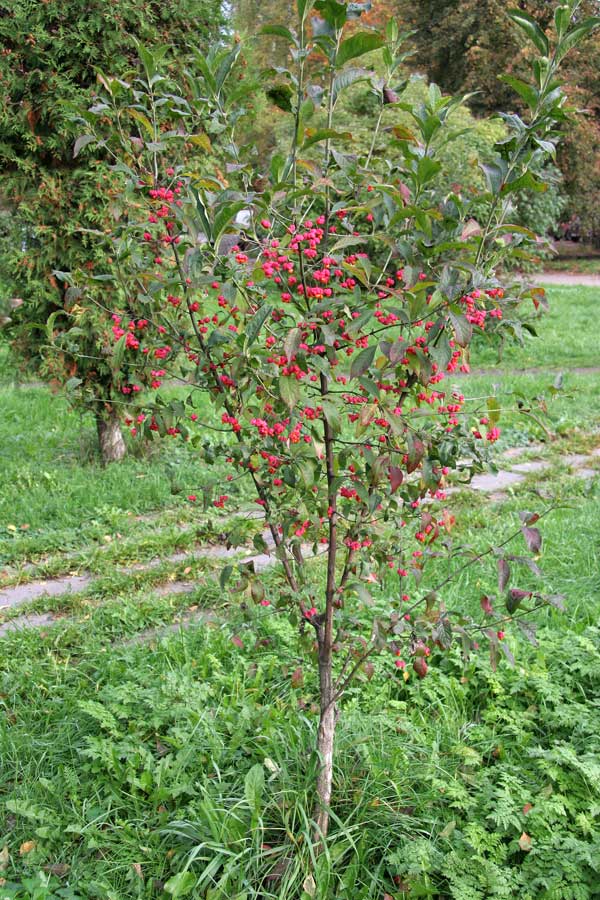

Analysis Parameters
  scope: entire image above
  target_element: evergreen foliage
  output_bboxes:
[0,0,224,457]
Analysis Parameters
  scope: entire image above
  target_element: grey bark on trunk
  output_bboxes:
[314,687,337,841]
[96,410,126,464]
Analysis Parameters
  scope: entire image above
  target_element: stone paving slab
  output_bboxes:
[575,467,597,479]
[563,454,591,467]
[0,575,91,612]
[502,445,544,460]
[118,608,218,646]
[510,460,550,474]
[470,471,525,492]
[0,612,58,637]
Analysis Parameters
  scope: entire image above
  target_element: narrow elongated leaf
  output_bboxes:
[521,525,542,553]
[298,0,315,20]
[73,134,95,158]
[481,595,494,616]
[302,128,352,150]
[213,201,248,247]
[321,399,341,434]
[556,17,600,61]
[245,304,273,348]
[449,310,472,347]
[266,84,294,113]
[279,375,301,409]
[546,593,566,611]
[498,74,539,109]
[388,466,403,493]
[480,161,507,194]
[350,344,376,379]
[507,9,549,55]
[507,588,531,613]
[498,558,511,592]
[284,327,302,362]
[244,764,264,814]
[517,619,538,646]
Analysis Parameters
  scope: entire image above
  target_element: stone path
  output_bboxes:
[453,443,599,501]
[0,529,316,637]
[0,447,597,640]
[537,273,600,287]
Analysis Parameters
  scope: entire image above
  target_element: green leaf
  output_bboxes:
[428,332,452,370]
[297,0,315,21]
[128,107,155,139]
[321,399,341,434]
[502,171,547,195]
[480,161,507,194]
[487,396,501,426]
[554,5,571,38]
[220,564,233,590]
[215,45,241,93]
[498,74,539,109]
[507,9,549,55]
[332,66,370,103]
[335,32,384,68]
[449,310,472,347]
[73,134,95,158]
[556,17,600,61]
[65,377,83,392]
[244,763,265,814]
[164,872,196,897]
[260,25,298,45]
[350,344,376,379]
[112,333,128,372]
[416,156,442,185]
[284,327,302,362]
[194,191,213,241]
[213,201,248,247]
[279,375,301,409]
[245,304,273,349]
[188,132,212,152]
[302,128,352,150]
[314,0,348,28]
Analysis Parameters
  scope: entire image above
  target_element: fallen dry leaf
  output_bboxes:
[132,862,144,880]
[43,864,70,877]
[518,831,532,851]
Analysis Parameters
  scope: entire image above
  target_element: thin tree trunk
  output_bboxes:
[96,410,126,464]
[313,370,339,843]
[314,660,338,840]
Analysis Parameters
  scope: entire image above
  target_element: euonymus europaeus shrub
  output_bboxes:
[73,0,599,846]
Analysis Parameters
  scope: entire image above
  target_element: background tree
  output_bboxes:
[391,0,600,242]
[0,0,224,461]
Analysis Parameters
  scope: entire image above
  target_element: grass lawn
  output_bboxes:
[1,287,600,899]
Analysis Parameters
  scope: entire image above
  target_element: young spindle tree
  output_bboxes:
[76,0,597,847]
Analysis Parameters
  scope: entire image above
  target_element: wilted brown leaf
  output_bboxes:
[518,831,532,851]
